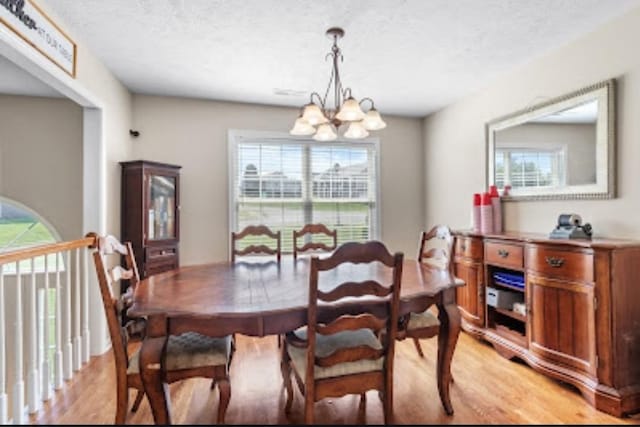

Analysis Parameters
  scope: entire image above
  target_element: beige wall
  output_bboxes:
[132,95,424,264]
[0,95,83,240]
[1,1,134,355]
[423,6,640,238]
[36,0,134,239]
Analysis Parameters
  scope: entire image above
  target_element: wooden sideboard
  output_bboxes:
[453,230,640,417]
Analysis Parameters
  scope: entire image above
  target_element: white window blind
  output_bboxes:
[495,147,566,190]
[229,133,379,253]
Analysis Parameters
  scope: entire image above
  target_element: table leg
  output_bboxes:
[436,288,461,415]
[140,315,171,424]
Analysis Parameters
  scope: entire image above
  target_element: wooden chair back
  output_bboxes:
[306,240,404,387]
[417,225,454,274]
[292,223,338,259]
[231,225,281,263]
[91,235,141,382]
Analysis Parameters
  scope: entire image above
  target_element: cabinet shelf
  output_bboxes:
[494,307,526,323]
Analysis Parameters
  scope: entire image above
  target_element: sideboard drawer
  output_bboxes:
[526,245,593,282]
[454,236,483,261]
[485,241,523,269]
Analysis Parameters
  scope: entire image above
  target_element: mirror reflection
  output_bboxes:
[486,79,615,201]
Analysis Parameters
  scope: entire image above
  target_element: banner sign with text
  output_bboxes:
[1,0,76,77]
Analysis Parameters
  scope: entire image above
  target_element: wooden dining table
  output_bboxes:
[128,256,465,424]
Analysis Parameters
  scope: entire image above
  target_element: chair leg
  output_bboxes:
[412,337,425,358]
[116,381,129,424]
[131,389,145,413]
[281,347,294,413]
[304,390,314,425]
[382,383,394,424]
[217,377,231,424]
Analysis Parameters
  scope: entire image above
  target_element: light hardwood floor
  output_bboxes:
[30,331,640,425]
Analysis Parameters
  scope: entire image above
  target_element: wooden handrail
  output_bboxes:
[0,234,97,265]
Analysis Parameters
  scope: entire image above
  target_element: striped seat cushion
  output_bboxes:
[287,328,383,382]
[407,310,440,330]
[127,332,232,374]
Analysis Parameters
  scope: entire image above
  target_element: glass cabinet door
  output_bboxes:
[147,174,177,240]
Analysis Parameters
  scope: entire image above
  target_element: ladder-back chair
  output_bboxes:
[231,225,281,263]
[91,234,233,424]
[292,223,338,260]
[397,225,454,357]
[281,240,404,424]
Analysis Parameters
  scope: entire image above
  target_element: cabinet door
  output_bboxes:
[146,172,178,242]
[528,274,597,376]
[454,259,484,327]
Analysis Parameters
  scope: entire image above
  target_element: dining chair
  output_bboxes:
[91,234,234,424]
[280,240,404,424]
[397,225,453,358]
[292,223,338,260]
[231,224,281,263]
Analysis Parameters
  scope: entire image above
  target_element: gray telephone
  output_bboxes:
[549,214,593,240]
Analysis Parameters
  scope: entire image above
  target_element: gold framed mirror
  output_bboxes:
[486,79,616,201]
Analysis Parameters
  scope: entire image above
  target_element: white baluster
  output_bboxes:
[13,261,26,424]
[73,249,81,371]
[27,258,40,413]
[41,256,51,402]
[82,249,90,363]
[0,266,8,424]
[63,251,72,380]
[53,253,63,390]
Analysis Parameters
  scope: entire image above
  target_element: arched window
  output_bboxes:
[0,197,61,273]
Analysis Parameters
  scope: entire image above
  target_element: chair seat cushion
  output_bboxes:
[287,328,383,382]
[127,332,232,374]
[407,310,440,330]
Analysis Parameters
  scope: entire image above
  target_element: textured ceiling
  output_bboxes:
[26,0,640,115]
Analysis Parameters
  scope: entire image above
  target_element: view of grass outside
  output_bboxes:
[0,218,56,250]
[237,201,371,252]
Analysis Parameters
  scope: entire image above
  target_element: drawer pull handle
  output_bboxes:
[545,256,565,268]
[460,243,467,252]
[497,249,509,258]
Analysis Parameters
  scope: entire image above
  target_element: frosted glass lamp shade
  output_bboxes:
[313,124,337,141]
[362,108,387,130]
[301,103,329,126]
[289,117,316,135]
[336,97,365,122]
[344,121,369,139]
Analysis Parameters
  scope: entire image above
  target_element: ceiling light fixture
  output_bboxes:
[289,27,386,141]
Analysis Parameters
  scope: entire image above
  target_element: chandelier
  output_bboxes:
[289,27,386,141]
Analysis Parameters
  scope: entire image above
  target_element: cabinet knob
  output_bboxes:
[497,249,509,258]
[545,256,565,268]
[460,243,467,252]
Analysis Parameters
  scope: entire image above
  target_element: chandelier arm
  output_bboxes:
[309,92,326,110]
[359,97,375,110]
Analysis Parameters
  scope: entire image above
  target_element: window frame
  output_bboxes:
[227,129,382,254]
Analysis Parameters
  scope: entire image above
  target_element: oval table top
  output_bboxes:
[129,257,465,319]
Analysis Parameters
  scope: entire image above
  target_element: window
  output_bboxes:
[229,131,379,252]
[0,197,61,273]
[495,147,566,190]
